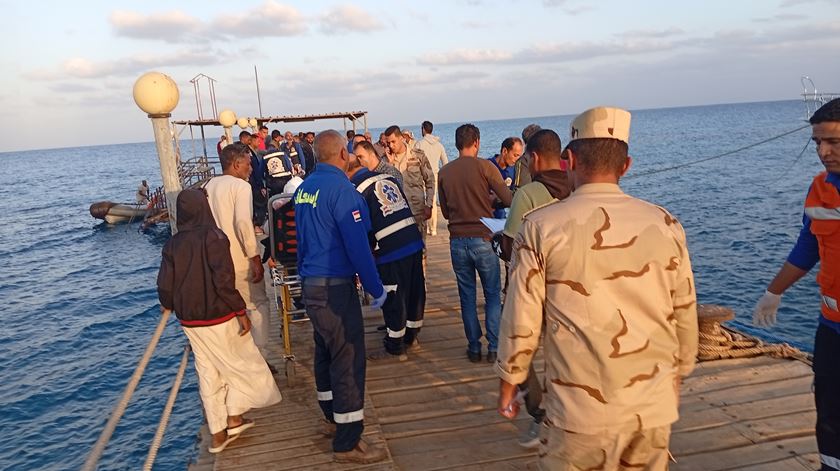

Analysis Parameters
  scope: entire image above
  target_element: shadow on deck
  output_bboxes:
[190,225,819,471]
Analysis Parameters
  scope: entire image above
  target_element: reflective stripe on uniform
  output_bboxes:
[822,453,840,470]
[406,319,423,328]
[317,390,333,401]
[356,174,391,194]
[374,216,416,241]
[387,327,406,338]
[805,206,840,220]
[334,409,364,424]
[824,295,839,312]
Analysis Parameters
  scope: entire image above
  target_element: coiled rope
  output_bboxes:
[143,344,191,471]
[82,309,172,471]
[627,124,811,179]
[696,305,808,362]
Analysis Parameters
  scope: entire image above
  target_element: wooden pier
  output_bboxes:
[189,226,820,471]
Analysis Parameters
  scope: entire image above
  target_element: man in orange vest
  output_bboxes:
[754,97,840,470]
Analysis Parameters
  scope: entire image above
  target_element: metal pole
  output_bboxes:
[224,126,233,153]
[149,114,182,234]
[255,65,263,117]
[200,125,207,158]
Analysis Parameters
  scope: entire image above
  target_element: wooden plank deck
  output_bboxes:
[190,225,819,471]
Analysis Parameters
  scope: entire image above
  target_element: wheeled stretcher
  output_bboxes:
[267,193,309,386]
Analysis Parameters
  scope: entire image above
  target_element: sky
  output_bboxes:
[1,0,839,152]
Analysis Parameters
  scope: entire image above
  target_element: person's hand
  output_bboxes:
[753,290,781,328]
[260,188,268,197]
[237,314,252,336]
[497,380,520,419]
[370,290,388,309]
[267,258,277,269]
[423,206,432,221]
[250,256,265,283]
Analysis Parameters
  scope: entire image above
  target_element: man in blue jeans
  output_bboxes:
[438,124,513,363]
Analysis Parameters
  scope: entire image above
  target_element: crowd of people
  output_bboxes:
[155,98,840,469]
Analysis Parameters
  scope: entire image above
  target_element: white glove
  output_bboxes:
[370,290,388,309]
[752,290,781,328]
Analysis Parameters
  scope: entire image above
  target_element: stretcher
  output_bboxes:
[267,193,308,386]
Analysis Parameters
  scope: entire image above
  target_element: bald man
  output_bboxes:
[294,130,388,464]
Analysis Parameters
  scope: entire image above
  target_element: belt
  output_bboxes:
[304,276,354,287]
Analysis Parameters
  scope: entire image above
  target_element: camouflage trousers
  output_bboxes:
[412,213,427,244]
[539,423,671,470]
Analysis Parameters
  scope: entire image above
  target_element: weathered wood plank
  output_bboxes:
[198,225,816,471]
[672,435,817,470]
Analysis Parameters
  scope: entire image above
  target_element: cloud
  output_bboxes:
[418,39,671,66]
[212,1,307,38]
[616,28,685,39]
[753,13,808,22]
[542,0,595,15]
[49,83,101,93]
[110,10,202,43]
[319,4,384,34]
[275,68,489,99]
[418,48,515,66]
[780,0,836,6]
[25,49,228,81]
[109,2,386,43]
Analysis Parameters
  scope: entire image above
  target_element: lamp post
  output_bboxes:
[133,71,181,234]
[248,117,258,132]
[219,109,236,148]
[237,117,249,131]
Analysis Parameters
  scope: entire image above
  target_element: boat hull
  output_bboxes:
[90,201,147,224]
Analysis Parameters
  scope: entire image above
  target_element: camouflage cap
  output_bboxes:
[569,107,631,144]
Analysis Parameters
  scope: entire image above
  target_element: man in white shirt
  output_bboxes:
[414,121,448,236]
[204,143,273,366]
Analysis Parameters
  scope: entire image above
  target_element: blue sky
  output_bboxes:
[1,0,839,151]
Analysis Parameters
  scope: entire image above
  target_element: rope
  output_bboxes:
[627,124,810,179]
[82,309,172,471]
[697,318,806,362]
[143,344,191,471]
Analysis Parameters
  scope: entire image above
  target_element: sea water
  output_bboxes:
[0,99,824,470]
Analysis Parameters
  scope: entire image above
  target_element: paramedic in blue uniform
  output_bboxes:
[348,142,426,360]
[294,130,388,464]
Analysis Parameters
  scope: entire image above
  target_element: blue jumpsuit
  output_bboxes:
[294,163,384,452]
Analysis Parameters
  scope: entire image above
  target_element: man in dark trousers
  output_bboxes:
[294,129,388,464]
[753,97,840,470]
[348,142,426,361]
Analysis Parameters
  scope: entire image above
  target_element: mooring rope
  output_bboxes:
[143,344,191,471]
[82,309,172,471]
[627,123,811,179]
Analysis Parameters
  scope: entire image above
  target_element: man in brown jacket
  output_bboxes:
[438,123,513,363]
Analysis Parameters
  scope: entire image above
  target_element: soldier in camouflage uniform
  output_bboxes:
[383,125,435,240]
[496,107,698,470]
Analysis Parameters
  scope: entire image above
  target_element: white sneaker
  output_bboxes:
[518,420,541,449]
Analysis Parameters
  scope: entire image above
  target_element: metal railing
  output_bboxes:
[801,76,838,121]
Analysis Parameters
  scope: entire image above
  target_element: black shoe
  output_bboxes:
[467,349,482,363]
[486,351,498,364]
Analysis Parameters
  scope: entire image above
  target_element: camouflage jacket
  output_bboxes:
[495,183,698,434]
[390,147,434,216]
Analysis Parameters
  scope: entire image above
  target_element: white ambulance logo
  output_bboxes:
[374,180,408,217]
